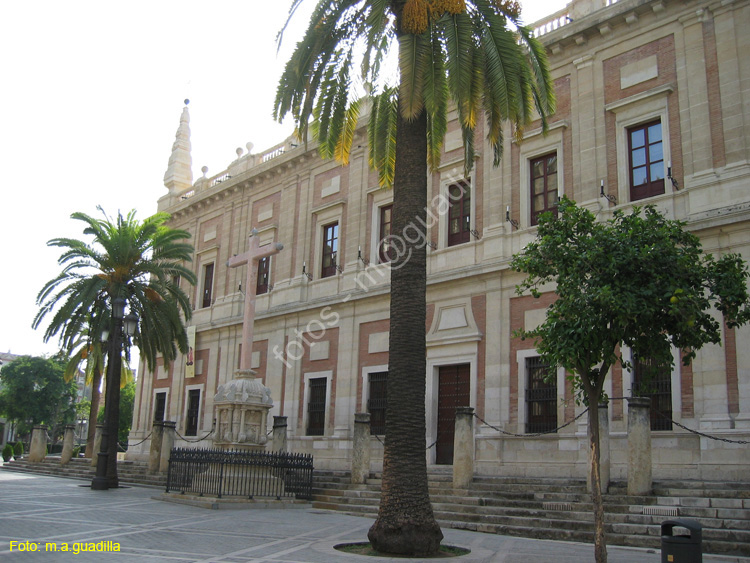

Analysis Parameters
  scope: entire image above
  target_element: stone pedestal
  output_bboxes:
[60,424,75,465]
[272,416,287,453]
[91,424,104,467]
[149,421,165,473]
[213,370,273,449]
[29,426,48,462]
[160,421,176,473]
[627,397,652,496]
[588,403,610,494]
[453,407,475,489]
[351,413,371,485]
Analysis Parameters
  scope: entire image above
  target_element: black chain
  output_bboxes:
[126,432,152,447]
[653,410,750,444]
[473,407,590,437]
[369,431,440,450]
[175,427,215,443]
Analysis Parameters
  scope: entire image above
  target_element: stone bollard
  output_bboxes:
[588,403,610,494]
[29,426,48,462]
[148,421,165,474]
[91,424,104,467]
[60,424,76,465]
[627,397,652,496]
[159,421,176,473]
[272,416,288,453]
[351,413,371,485]
[453,407,475,489]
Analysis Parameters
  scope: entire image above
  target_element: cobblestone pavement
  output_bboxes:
[0,471,747,562]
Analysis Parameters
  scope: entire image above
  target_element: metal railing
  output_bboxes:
[166,448,314,500]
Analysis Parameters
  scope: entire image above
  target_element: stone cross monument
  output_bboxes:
[227,229,284,373]
[213,230,283,449]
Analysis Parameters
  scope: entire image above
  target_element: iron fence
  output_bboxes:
[166,447,313,500]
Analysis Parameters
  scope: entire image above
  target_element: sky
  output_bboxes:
[0,0,568,359]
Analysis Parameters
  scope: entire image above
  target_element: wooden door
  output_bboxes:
[436,364,470,465]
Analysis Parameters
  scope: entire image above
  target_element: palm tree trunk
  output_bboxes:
[368,109,443,556]
[84,368,102,458]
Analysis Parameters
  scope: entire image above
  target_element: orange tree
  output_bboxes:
[511,198,750,563]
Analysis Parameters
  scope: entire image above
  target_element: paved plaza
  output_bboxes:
[0,471,747,562]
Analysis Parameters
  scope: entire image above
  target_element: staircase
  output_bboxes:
[4,459,747,557]
[312,470,750,557]
[1,457,167,488]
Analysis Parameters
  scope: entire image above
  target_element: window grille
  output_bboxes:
[525,357,557,433]
[367,371,388,435]
[307,378,327,436]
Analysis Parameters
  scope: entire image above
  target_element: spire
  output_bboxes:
[164,99,193,194]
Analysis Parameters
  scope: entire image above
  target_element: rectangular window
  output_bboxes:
[525,357,557,433]
[632,356,672,431]
[306,377,327,436]
[154,392,167,423]
[378,205,393,264]
[172,274,181,288]
[367,371,388,435]
[629,120,664,201]
[448,181,471,247]
[202,263,214,308]
[321,223,339,278]
[530,153,558,226]
[185,389,201,436]
[256,257,270,295]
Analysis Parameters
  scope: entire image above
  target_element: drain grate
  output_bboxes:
[543,502,573,511]
[642,506,678,516]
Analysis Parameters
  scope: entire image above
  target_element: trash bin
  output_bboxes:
[661,519,702,563]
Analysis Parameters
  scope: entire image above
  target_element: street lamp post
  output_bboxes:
[91,297,136,490]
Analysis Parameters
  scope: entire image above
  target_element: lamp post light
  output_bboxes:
[91,297,137,490]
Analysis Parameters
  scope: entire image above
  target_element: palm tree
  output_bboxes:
[34,208,196,486]
[274,0,554,555]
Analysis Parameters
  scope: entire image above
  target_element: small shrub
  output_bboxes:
[2,444,12,462]
[13,442,23,456]
[72,446,81,458]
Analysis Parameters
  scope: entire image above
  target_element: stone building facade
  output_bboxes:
[128,0,750,481]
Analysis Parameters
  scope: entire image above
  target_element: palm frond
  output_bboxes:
[368,87,399,188]
[398,32,427,119]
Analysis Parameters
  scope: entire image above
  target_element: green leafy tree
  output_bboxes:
[34,208,196,487]
[511,198,750,563]
[0,356,77,441]
[274,0,554,555]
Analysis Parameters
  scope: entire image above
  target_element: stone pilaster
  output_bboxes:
[351,413,371,485]
[149,421,165,474]
[453,407,475,489]
[159,421,176,474]
[272,416,288,453]
[28,426,47,463]
[627,397,652,496]
[60,424,75,465]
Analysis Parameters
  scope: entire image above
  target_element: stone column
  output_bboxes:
[60,424,75,465]
[91,424,104,467]
[148,421,165,474]
[351,413,371,485]
[28,426,48,462]
[453,407,475,489]
[159,421,176,473]
[588,403,610,494]
[272,416,288,453]
[627,397,652,496]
